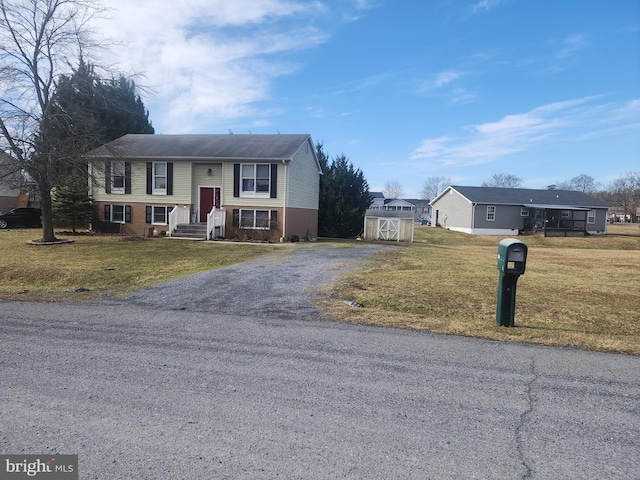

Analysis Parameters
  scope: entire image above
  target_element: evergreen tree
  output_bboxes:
[48,58,154,229]
[317,143,373,238]
[52,176,93,233]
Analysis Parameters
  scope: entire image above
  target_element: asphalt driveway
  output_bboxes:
[1,243,639,479]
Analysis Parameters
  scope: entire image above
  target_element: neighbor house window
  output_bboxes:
[146,206,169,225]
[521,208,530,217]
[104,204,131,223]
[234,163,277,198]
[487,205,496,221]
[587,210,596,224]
[236,209,277,229]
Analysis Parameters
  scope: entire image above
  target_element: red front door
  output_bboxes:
[199,187,221,222]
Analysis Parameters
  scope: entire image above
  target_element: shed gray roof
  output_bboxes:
[442,186,610,209]
[88,134,314,160]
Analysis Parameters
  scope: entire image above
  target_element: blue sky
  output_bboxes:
[100,0,639,198]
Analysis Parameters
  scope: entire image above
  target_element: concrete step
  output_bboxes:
[171,223,207,239]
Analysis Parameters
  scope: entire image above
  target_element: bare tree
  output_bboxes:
[383,180,404,199]
[0,0,105,242]
[569,174,601,193]
[609,171,640,222]
[421,175,451,200]
[481,173,523,188]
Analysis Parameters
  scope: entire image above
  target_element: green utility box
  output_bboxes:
[496,239,528,327]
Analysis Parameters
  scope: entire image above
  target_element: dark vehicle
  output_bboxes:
[420,214,431,226]
[0,207,42,229]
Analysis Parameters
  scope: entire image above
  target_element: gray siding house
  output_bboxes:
[430,186,610,236]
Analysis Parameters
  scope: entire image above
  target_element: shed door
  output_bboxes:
[378,218,399,241]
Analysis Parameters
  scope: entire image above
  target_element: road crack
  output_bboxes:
[516,357,537,479]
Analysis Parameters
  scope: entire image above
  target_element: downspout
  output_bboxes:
[471,203,476,234]
[282,159,287,240]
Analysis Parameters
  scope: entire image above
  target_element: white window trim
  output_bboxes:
[111,161,125,195]
[486,205,496,221]
[521,208,529,217]
[239,209,273,229]
[240,163,270,198]
[587,209,596,224]
[109,205,125,224]
[151,206,169,225]
[561,210,571,218]
[153,162,167,196]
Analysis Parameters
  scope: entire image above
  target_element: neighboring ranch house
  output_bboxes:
[88,134,321,240]
[370,192,431,223]
[430,186,610,236]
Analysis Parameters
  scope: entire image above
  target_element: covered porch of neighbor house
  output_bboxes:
[522,205,595,237]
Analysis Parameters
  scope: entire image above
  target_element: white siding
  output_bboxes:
[431,188,472,229]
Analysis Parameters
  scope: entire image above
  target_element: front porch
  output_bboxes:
[169,206,225,240]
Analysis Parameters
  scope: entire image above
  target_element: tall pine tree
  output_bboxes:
[317,143,373,238]
[50,58,154,230]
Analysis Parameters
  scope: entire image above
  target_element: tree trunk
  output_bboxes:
[39,186,57,242]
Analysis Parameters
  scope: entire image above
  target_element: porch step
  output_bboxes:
[172,223,208,239]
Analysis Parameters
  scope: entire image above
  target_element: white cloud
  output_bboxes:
[410,97,639,166]
[556,33,588,59]
[93,0,329,132]
[471,0,504,14]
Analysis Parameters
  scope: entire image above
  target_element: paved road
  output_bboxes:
[1,244,639,479]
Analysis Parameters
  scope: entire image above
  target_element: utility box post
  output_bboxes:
[496,239,528,327]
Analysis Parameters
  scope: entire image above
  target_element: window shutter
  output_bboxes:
[232,208,239,227]
[125,205,132,223]
[270,210,277,228]
[125,162,131,194]
[105,163,111,193]
[167,162,173,195]
[270,163,277,198]
[146,206,152,223]
[104,205,110,221]
[146,162,152,194]
[233,164,240,197]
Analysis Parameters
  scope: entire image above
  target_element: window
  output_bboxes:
[587,210,596,224]
[234,163,277,198]
[146,162,173,195]
[153,162,167,195]
[241,164,270,196]
[104,204,131,223]
[521,208,530,217]
[111,161,125,193]
[486,205,496,221]
[105,162,131,195]
[561,210,571,218]
[237,209,276,229]
[146,206,169,225]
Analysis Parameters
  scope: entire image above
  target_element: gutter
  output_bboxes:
[282,159,288,240]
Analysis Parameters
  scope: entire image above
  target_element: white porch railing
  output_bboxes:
[207,207,226,240]
[168,205,191,236]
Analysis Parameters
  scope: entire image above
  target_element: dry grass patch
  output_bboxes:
[0,230,276,300]
[322,224,640,355]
